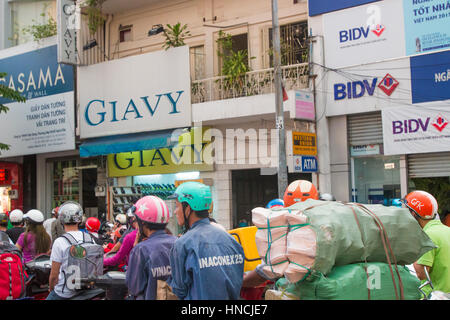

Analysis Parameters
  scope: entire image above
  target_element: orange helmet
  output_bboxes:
[403,190,438,220]
[283,180,319,207]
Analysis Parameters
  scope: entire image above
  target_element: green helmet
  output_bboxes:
[171,181,212,211]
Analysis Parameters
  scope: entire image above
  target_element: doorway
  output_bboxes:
[231,169,311,228]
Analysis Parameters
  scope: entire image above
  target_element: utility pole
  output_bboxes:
[271,0,288,198]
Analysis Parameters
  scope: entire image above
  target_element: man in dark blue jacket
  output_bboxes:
[126,196,177,300]
[167,182,244,300]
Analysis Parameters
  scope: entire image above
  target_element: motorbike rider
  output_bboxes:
[0,212,14,244]
[403,190,450,297]
[167,181,245,300]
[47,201,88,300]
[43,207,59,241]
[85,217,103,245]
[242,180,319,288]
[266,198,284,209]
[15,209,51,263]
[6,209,25,244]
[126,196,177,300]
[104,207,138,270]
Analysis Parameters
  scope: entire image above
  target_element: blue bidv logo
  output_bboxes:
[0,45,74,105]
[308,0,381,16]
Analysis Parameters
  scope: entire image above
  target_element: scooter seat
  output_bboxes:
[70,288,105,300]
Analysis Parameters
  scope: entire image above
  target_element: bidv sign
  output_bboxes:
[334,73,399,100]
[392,115,449,134]
[339,23,385,43]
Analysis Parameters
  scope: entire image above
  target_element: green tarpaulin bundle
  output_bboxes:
[275,262,423,300]
[253,199,436,283]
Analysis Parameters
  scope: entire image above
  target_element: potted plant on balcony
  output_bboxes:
[162,23,191,50]
[216,31,255,98]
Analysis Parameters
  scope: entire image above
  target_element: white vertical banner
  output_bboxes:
[382,106,450,155]
[57,0,79,65]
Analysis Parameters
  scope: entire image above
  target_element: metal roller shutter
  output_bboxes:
[408,152,450,178]
[347,112,383,146]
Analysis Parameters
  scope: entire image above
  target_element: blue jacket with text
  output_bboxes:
[126,230,176,300]
[167,218,245,300]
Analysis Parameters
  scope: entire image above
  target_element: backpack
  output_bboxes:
[0,240,26,300]
[61,232,104,292]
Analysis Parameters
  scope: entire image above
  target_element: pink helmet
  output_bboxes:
[133,196,170,224]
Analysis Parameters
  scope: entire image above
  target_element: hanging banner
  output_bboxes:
[403,0,450,56]
[382,106,450,155]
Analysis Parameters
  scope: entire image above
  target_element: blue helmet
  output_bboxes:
[266,198,284,209]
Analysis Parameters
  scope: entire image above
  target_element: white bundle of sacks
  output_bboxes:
[252,207,317,283]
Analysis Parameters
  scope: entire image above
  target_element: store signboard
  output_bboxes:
[382,106,450,155]
[295,90,315,121]
[293,155,318,173]
[325,58,412,116]
[322,0,405,68]
[350,144,381,156]
[57,0,79,65]
[410,50,450,104]
[308,0,381,16]
[107,143,213,177]
[0,42,75,158]
[292,132,317,156]
[79,46,191,139]
[403,0,450,56]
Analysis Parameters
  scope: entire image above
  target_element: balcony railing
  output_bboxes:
[191,63,309,104]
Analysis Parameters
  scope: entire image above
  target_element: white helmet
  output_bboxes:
[9,209,24,223]
[24,209,45,224]
[58,201,83,225]
[115,213,127,225]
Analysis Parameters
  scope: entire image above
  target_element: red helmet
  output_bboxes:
[86,217,101,233]
[403,190,438,220]
[283,180,319,207]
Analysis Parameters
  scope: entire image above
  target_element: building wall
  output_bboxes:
[100,0,307,76]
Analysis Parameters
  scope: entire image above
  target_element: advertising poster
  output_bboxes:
[403,0,450,55]
[382,106,450,155]
[0,42,75,158]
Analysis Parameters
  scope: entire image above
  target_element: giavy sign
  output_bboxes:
[383,106,450,156]
[334,73,399,100]
[79,46,191,139]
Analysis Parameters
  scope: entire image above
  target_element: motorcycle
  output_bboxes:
[77,271,128,300]
[419,267,450,300]
[24,254,52,300]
